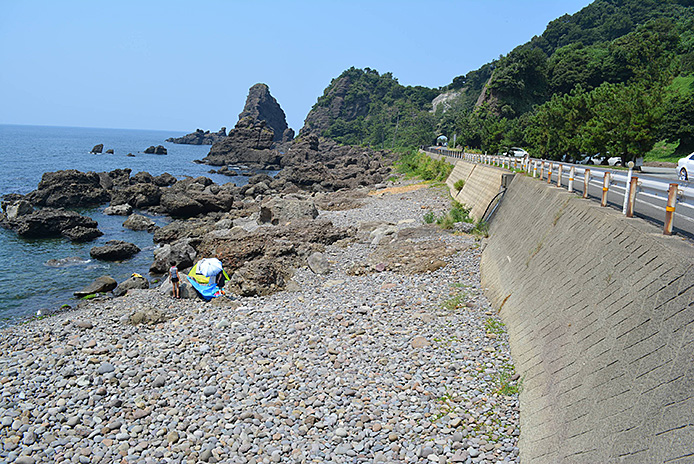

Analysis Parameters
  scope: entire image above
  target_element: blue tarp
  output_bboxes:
[186,276,223,301]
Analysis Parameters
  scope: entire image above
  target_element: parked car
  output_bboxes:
[678,152,694,181]
[580,153,622,166]
[503,147,529,158]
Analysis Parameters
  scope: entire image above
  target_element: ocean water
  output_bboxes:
[0,124,247,326]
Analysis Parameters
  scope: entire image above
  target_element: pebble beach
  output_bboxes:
[0,182,520,464]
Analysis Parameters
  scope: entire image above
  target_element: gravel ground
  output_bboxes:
[0,181,520,463]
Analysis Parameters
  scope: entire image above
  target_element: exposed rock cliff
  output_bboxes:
[239,83,292,143]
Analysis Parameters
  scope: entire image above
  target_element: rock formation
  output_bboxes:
[239,83,292,143]
[144,145,167,155]
[91,144,104,154]
[25,170,110,208]
[166,128,227,145]
[90,240,141,261]
[0,206,102,242]
[201,117,281,169]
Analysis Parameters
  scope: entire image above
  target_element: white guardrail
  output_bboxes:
[426,147,694,236]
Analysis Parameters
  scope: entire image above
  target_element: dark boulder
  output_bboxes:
[91,144,104,154]
[109,183,162,209]
[1,207,101,241]
[74,275,117,297]
[90,240,141,261]
[153,172,177,187]
[25,170,110,208]
[144,145,167,155]
[62,226,104,242]
[105,149,114,154]
[131,171,155,184]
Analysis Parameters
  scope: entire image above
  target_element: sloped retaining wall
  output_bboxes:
[444,159,506,221]
[480,174,694,463]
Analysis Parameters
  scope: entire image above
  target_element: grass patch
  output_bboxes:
[441,292,467,312]
[484,317,506,335]
[396,149,453,181]
[436,201,473,229]
[423,211,436,224]
[494,365,522,396]
[644,139,681,164]
[453,179,465,192]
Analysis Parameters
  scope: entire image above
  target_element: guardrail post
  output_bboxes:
[601,172,611,206]
[626,177,638,218]
[547,163,553,184]
[533,161,538,178]
[584,169,591,199]
[557,164,563,188]
[568,166,575,192]
[664,183,678,235]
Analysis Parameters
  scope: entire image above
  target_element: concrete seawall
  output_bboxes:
[480,173,694,462]
[427,151,507,221]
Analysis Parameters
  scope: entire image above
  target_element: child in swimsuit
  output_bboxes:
[169,265,180,299]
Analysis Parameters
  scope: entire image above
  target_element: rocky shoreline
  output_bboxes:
[0,182,519,464]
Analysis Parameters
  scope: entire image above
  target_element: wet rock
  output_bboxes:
[90,240,141,261]
[144,145,167,155]
[103,204,133,216]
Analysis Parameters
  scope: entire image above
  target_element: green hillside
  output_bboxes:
[302,0,694,160]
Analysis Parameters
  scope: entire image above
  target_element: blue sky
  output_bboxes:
[0,0,593,134]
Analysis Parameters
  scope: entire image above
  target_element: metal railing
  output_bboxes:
[425,147,694,237]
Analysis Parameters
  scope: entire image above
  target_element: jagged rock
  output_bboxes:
[25,170,110,208]
[91,144,104,154]
[1,207,101,241]
[144,145,167,155]
[238,83,292,142]
[74,276,117,297]
[131,171,154,184]
[201,117,280,169]
[150,238,197,274]
[153,172,177,187]
[197,218,353,296]
[113,274,150,297]
[123,213,157,232]
[61,226,104,242]
[166,127,227,145]
[103,204,133,216]
[109,183,162,208]
[90,240,141,261]
[258,196,318,225]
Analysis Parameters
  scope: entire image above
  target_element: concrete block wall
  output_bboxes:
[443,159,506,221]
[480,174,694,463]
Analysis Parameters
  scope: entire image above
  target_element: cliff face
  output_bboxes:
[238,84,293,143]
[299,74,354,137]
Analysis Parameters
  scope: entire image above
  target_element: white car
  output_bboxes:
[504,147,529,158]
[678,152,694,181]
